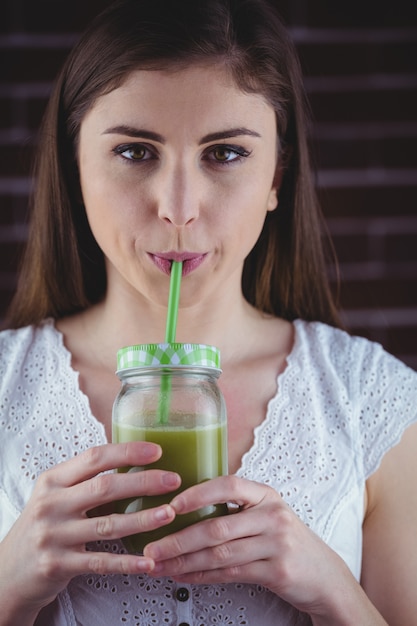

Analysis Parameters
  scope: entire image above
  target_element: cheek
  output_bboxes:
[80,164,131,230]
[80,178,123,251]
[83,202,113,254]
[80,162,115,205]
[237,186,275,247]
[241,181,276,220]
[228,203,269,255]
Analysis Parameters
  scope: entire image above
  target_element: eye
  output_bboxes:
[112,143,156,161]
[205,144,251,164]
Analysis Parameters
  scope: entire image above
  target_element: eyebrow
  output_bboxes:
[199,128,262,144]
[103,125,261,144]
[103,126,165,143]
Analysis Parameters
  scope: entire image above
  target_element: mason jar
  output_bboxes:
[112,342,228,554]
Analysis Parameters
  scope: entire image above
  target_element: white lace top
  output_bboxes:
[1,319,416,626]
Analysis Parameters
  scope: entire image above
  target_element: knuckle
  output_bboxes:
[120,555,136,575]
[163,533,184,558]
[131,512,148,534]
[128,508,159,535]
[226,475,242,496]
[133,468,149,492]
[272,505,293,531]
[88,554,107,575]
[32,523,51,553]
[190,569,206,584]
[35,468,56,493]
[83,445,103,469]
[88,553,132,576]
[207,516,230,543]
[38,552,65,580]
[272,557,294,587]
[90,473,113,499]
[95,514,114,537]
[30,500,58,543]
[223,564,242,580]
[171,554,187,572]
[30,496,50,525]
[223,474,248,504]
[211,542,232,566]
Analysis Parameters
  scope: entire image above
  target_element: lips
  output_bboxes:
[149,252,207,276]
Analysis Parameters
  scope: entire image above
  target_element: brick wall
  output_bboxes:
[1,1,417,368]
[289,3,417,369]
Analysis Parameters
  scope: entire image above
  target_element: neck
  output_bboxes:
[75,278,262,369]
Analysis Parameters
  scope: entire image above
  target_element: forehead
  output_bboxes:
[83,64,276,134]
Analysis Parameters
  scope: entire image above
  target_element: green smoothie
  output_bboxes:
[113,420,228,553]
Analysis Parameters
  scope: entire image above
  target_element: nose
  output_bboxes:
[157,161,200,227]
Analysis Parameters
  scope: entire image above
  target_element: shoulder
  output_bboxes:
[294,318,417,406]
[294,319,415,384]
[294,318,372,357]
[0,319,63,390]
[0,321,62,527]
[0,317,58,352]
[293,319,417,476]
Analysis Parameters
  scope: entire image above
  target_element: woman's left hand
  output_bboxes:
[143,475,372,621]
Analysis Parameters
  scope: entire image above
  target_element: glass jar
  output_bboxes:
[112,342,228,554]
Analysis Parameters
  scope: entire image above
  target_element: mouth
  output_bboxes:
[148,252,208,277]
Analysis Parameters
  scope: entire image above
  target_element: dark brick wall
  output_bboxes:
[1,1,416,367]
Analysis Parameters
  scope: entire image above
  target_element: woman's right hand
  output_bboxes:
[0,442,180,623]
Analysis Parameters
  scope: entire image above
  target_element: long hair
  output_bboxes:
[6,0,341,328]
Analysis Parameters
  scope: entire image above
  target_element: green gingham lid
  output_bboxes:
[117,342,221,373]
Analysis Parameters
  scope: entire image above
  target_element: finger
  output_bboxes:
[45,547,157,580]
[41,442,163,488]
[71,469,181,514]
[57,504,177,546]
[149,532,271,578]
[170,475,269,515]
[172,559,269,586]
[144,504,264,562]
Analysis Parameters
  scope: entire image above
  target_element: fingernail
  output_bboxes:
[136,557,154,572]
[154,505,172,521]
[139,442,161,458]
[162,472,180,487]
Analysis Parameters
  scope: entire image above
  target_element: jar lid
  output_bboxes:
[116,342,221,372]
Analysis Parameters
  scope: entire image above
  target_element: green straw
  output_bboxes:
[165,260,182,343]
[158,261,182,423]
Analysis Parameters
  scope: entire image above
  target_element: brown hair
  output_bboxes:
[6,0,341,328]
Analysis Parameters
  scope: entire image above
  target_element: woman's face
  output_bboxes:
[78,64,279,308]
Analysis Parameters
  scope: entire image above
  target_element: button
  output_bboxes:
[176,587,190,602]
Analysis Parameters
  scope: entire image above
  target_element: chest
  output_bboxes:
[74,318,288,482]
[81,363,280,478]
[219,364,281,474]
[81,370,121,441]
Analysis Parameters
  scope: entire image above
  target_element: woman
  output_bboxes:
[1,0,416,624]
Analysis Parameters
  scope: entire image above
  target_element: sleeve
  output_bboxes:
[353,338,417,479]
